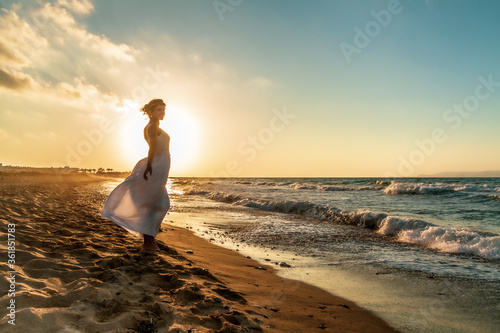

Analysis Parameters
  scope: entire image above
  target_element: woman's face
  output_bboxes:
[151,104,165,121]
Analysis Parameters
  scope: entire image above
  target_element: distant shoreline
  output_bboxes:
[418,170,500,177]
[1,170,499,180]
[0,171,130,184]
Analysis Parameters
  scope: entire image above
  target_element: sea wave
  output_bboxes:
[290,182,377,192]
[487,194,500,201]
[383,181,500,195]
[203,191,500,260]
[206,191,243,203]
[182,187,209,196]
[235,180,291,186]
[290,182,318,190]
[397,226,500,259]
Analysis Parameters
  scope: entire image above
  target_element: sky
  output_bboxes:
[0,0,499,177]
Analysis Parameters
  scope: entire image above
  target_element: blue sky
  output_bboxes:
[0,0,499,176]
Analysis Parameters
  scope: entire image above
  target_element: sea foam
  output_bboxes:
[383,181,500,195]
[202,191,500,260]
[397,226,500,259]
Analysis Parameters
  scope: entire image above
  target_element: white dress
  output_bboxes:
[101,124,171,239]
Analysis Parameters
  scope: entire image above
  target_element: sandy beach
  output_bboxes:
[0,174,396,332]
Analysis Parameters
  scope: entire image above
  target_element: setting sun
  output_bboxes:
[162,103,201,174]
[120,102,200,176]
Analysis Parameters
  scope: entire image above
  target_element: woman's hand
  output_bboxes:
[143,164,153,180]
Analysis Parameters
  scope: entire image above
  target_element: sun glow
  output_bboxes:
[120,111,149,165]
[162,104,201,174]
[120,103,201,175]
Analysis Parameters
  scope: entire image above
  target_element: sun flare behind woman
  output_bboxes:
[120,103,201,175]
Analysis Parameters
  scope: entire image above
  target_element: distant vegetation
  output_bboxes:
[81,168,130,177]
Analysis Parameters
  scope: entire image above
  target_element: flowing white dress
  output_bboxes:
[101,124,171,239]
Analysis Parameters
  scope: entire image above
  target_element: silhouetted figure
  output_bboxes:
[102,99,171,251]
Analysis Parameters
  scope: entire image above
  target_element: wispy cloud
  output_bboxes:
[34,3,136,62]
[56,0,94,15]
[247,76,275,88]
[0,8,49,68]
[0,39,25,65]
[0,68,34,91]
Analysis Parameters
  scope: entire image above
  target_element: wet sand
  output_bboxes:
[0,174,397,332]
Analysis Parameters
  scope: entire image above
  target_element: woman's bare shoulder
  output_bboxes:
[145,123,159,133]
[144,123,159,140]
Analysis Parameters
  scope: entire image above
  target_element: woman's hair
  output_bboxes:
[140,99,166,118]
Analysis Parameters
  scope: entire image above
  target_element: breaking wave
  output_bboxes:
[383,181,500,195]
[201,191,500,260]
[290,182,377,192]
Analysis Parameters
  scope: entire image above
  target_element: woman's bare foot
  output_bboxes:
[142,243,160,251]
[142,234,160,251]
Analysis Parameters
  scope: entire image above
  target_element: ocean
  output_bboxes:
[103,177,500,332]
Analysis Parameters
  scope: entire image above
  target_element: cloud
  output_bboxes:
[48,77,122,112]
[0,2,137,112]
[0,67,122,113]
[189,53,201,64]
[56,0,94,15]
[0,8,49,68]
[0,39,24,65]
[24,131,59,141]
[35,3,135,62]
[247,76,275,88]
[2,108,48,124]
[0,69,34,91]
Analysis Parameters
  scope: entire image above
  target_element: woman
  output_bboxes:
[101,99,171,251]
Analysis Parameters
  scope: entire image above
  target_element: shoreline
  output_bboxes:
[157,225,397,332]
